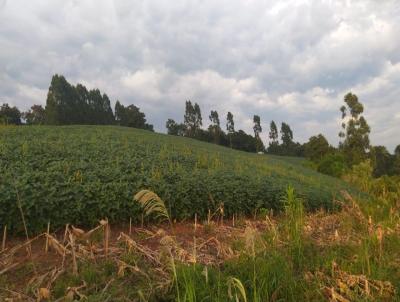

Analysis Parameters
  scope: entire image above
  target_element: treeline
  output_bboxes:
[164,95,400,178]
[1,75,399,178]
[303,93,400,178]
[0,74,153,130]
[166,100,303,155]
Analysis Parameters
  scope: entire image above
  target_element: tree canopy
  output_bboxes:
[115,101,153,131]
[23,105,45,125]
[184,100,202,137]
[304,134,331,162]
[339,92,370,166]
[41,74,153,130]
[0,103,21,125]
[45,74,114,125]
[268,121,279,154]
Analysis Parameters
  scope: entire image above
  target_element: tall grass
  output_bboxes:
[283,185,304,269]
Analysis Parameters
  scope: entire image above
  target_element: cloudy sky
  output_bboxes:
[1,0,399,151]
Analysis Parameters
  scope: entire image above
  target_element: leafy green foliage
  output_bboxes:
[370,145,399,177]
[45,74,114,125]
[317,153,347,177]
[184,100,202,137]
[252,115,264,153]
[226,112,235,134]
[209,110,222,144]
[267,120,279,154]
[339,92,371,166]
[283,186,304,268]
[304,134,331,162]
[115,101,153,131]
[166,119,186,136]
[0,103,21,125]
[22,104,46,125]
[0,126,353,233]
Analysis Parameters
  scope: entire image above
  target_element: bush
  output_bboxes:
[317,153,347,177]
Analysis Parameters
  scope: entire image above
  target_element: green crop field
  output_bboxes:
[0,125,354,233]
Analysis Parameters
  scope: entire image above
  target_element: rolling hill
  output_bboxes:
[0,125,355,232]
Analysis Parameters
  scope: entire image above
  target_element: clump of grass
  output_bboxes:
[203,221,216,235]
[283,185,304,269]
[227,277,247,302]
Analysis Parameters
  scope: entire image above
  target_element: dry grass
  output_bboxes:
[0,191,399,301]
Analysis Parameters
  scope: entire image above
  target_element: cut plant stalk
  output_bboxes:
[2,225,6,251]
[69,233,78,275]
[45,222,50,253]
[102,218,110,257]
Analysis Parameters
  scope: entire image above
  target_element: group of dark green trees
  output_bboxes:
[0,75,153,130]
[164,95,399,178]
[0,103,22,125]
[165,100,302,155]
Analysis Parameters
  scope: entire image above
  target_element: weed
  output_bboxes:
[283,185,304,269]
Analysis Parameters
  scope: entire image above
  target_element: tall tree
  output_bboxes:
[208,110,221,144]
[226,112,235,148]
[268,120,279,154]
[339,92,370,166]
[75,84,90,123]
[45,74,73,124]
[194,103,203,136]
[100,93,115,124]
[45,74,115,125]
[0,103,21,125]
[209,110,220,127]
[280,122,295,155]
[394,145,400,175]
[184,101,202,137]
[395,145,400,157]
[253,115,264,152]
[115,100,124,124]
[280,122,293,146]
[253,115,262,138]
[226,112,234,133]
[184,100,195,137]
[23,104,45,125]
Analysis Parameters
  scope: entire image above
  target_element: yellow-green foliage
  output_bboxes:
[134,190,170,223]
[343,160,400,223]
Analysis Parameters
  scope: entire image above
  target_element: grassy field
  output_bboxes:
[0,125,354,233]
[0,125,399,301]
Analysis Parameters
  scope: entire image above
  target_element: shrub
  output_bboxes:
[317,153,347,177]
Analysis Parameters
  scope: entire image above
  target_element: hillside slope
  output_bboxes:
[0,126,354,232]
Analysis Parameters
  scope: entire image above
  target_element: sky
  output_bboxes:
[1,0,399,151]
